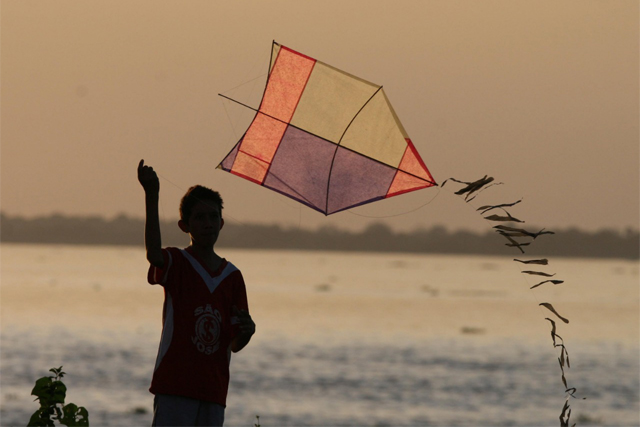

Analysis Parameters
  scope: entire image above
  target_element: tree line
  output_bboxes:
[1,212,637,259]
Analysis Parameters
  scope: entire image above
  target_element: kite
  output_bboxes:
[217,43,582,424]
[218,41,437,215]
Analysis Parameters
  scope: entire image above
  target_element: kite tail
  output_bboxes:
[444,175,583,427]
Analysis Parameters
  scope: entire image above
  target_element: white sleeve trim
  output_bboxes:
[153,250,173,285]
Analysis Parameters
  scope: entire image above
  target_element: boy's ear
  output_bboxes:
[220,218,224,230]
[178,219,189,234]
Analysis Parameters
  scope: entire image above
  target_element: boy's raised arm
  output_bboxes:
[137,160,164,268]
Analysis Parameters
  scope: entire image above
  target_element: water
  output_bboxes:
[1,244,638,426]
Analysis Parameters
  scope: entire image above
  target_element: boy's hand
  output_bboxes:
[137,159,160,194]
[233,306,256,337]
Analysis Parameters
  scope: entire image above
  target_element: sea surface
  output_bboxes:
[1,243,638,426]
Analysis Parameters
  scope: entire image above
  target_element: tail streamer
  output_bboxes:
[444,175,583,427]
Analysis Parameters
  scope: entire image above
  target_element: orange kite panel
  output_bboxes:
[260,47,316,123]
[231,150,270,184]
[398,139,433,181]
[236,114,288,164]
[386,170,432,198]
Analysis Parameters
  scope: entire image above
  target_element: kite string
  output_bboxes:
[346,186,443,219]
[156,171,305,236]
[220,100,243,143]
[218,46,272,140]
[154,52,271,226]
[219,73,268,96]
[220,74,267,142]
[155,172,242,227]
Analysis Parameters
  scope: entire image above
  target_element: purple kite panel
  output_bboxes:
[220,142,240,171]
[263,126,337,213]
[327,147,396,214]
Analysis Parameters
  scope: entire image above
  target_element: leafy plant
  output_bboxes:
[28,366,89,426]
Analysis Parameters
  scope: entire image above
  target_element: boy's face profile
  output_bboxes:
[178,200,224,247]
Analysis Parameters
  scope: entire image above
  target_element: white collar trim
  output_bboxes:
[180,249,238,293]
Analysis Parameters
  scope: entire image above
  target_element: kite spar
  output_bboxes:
[218,41,436,215]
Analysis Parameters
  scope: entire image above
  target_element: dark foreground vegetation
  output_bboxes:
[1,212,638,259]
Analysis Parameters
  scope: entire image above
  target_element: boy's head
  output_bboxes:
[179,185,224,224]
[178,185,224,247]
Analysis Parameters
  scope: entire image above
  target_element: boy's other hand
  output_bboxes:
[233,306,256,337]
[138,159,160,194]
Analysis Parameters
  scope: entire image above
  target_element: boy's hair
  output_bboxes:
[179,185,224,222]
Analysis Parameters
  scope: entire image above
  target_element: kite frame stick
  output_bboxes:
[324,86,384,214]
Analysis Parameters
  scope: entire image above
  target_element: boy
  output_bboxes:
[137,159,255,426]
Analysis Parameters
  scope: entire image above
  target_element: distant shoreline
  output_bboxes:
[1,212,638,259]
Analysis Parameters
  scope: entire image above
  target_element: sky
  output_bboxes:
[2,1,638,233]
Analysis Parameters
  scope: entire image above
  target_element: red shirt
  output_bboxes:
[147,247,249,406]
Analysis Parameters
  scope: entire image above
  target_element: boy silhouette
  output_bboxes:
[138,160,255,426]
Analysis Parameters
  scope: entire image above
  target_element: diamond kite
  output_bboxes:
[218,41,437,215]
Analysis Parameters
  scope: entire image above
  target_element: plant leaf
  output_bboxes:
[76,406,90,426]
[60,403,78,426]
[50,381,67,405]
[31,377,53,400]
[28,410,53,427]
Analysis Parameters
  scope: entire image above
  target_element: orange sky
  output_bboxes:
[2,1,638,232]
